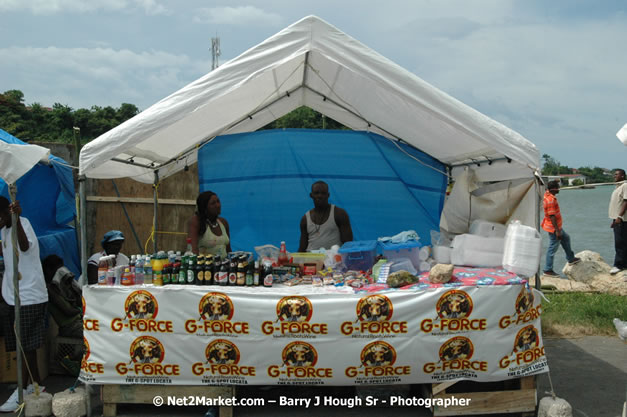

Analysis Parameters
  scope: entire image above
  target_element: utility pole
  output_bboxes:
[211,36,221,70]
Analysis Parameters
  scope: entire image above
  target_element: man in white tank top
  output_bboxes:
[298,181,353,252]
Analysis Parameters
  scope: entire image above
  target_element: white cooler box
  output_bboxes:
[451,234,504,267]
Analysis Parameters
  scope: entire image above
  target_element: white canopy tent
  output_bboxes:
[77,15,542,280]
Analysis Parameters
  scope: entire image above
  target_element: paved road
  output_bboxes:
[1,335,625,416]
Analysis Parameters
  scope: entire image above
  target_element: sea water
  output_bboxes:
[540,185,616,273]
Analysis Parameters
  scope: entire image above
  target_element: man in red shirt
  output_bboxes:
[542,180,580,276]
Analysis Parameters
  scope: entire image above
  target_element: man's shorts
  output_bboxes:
[3,302,48,352]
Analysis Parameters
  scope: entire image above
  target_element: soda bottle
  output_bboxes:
[144,255,153,285]
[97,256,107,285]
[163,263,172,285]
[204,255,214,285]
[253,261,260,286]
[196,255,205,285]
[236,256,246,286]
[217,259,228,286]
[278,241,288,266]
[178,257,187,284]
[172,262,180,285]
[263,262,273,287]
[246,262,254,286]
[228,256,238,285]
[175,251,182,264]
[187,255,196,285]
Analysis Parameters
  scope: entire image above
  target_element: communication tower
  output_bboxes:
[211,36,221,70]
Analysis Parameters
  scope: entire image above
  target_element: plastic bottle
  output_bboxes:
[152,252,166,286]
[184,238,194,257]
[135,255,145,285]
[97,256,108,285]
[129,255,136,279]
[121,267,133,286]
[278,241,288,266]
[106,255,116,285]
[144,255,153,285]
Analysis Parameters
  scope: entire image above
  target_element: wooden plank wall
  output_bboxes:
[85,164,199,257]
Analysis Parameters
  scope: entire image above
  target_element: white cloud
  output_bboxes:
[193,6,282,26]
[0,0,169,15]
[0,46,208,109]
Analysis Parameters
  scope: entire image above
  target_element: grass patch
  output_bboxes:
[541,292,627,337]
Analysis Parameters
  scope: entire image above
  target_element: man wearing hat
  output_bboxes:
[87,230,129,285]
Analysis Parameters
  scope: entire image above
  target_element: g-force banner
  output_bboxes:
[81,284,548,385]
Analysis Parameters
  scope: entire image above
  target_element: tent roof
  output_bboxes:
[79,15,540,184]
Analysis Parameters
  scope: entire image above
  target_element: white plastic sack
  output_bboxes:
[502,221,541,277]
[469,219,507,238]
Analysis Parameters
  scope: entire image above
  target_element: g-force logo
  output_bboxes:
[111,290,173,333]
[499,325,545,368]
[115,336,180,376]
[82,295,100,331]
[261,296,328,336]
[267,342,333,379]
[420,290,486,334]
[423,337,488,373]
[185,292,249,335]
[192,339,256,377]
[345,341,411,378]
[499,287,541,329]
[340,295,408,336]
[80,337,104,374]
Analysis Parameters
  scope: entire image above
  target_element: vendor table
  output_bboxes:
[80,267,549,387]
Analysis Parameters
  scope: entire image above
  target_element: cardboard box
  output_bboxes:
[0,337,48,383]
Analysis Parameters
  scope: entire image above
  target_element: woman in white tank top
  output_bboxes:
[188,191,232,257]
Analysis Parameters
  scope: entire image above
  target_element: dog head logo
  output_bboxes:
[276,296,313,322]
[282,342,317,367]
[199,292,233,321]
[514,325,539,353]
[360,341,396,367]
[515,287,535,315]
[205,339,240,365]
[129,336,165,364]
[124,290,158,320]
[439,336,474,362]
[436,290,473,319]
[356,295,393,322]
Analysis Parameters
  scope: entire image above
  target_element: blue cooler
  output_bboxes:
[338,240,378,271]
[380,240,422,269]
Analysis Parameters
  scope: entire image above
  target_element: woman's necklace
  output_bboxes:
[208,217,219,228]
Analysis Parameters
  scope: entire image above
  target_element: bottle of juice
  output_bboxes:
[97,256,107,285]
[152,252,166,286]
[121,267,133,286]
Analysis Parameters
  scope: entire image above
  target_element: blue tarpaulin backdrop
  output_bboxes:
[198,129,447,253]
[0,129,80,277]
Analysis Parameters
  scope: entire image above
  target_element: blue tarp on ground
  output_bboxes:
[198,129,447,253]
[0,129,80,277]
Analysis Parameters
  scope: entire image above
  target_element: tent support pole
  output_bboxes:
[8,184,23,404]
[79,175,88,286]
[153,170,159,253]
[534,176,542,290]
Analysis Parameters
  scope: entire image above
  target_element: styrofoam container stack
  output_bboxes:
[433,245,452,264]
[450,234,505,267]
[502,221,541,277]
[469,219,507,238]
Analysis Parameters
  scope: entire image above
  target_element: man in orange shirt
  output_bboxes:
[542,180,580,276]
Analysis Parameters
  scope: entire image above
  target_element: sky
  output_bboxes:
[1,0,626,170]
